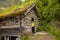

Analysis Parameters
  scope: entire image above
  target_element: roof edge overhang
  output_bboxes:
[23,4,40,19]
[0,3,40,20]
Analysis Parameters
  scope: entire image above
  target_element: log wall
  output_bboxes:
[22,10,38,33]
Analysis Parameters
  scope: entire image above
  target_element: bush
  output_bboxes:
[21,34,28,40]
[37,24,60,40]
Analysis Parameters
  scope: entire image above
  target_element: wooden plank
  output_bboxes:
[1,25,20,29]
[1,28,22,36]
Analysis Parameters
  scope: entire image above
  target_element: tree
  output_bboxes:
[36,0,60,23]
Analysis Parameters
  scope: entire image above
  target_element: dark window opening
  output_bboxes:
[11,19,15,22]
[9,36,17,40]
[15,20,18,23]
[15,17,19,23]
[1,36,4,40]
[9,17,18,23]
[9,17,15,22]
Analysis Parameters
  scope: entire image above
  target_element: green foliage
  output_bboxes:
[37,24,60,40]
[21,34,28,40]
[36,0,60,40]
[0,0,34,15]
[58,0,60,4]
[53,8,60,21]
[36,0,60,22]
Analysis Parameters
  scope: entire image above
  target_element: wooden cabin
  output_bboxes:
[0,4,40,40]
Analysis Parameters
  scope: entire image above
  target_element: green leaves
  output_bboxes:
[36,0,60,22]
[21,34,28,40]
[48,0,58,7]
[58,0,60,4]
[36,0,60,40]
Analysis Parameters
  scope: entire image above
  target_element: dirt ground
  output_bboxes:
[28,31,56,40]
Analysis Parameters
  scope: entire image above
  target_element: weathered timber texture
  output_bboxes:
[1,16,20,29]
[22,10,38,33]
[1,28,21,36]
[0,4,40,40]
[0,10,39,40]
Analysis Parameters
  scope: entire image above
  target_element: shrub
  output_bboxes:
[37,24,60,40]
[21,34,28,40]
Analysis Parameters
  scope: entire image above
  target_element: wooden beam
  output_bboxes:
[19,14,25,37]
[19,14,23,37]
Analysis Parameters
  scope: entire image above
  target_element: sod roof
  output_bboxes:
[0,1,34,19]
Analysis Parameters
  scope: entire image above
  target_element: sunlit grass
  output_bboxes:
[0,0,35,18]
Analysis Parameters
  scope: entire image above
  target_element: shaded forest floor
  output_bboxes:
[28,31,56,40]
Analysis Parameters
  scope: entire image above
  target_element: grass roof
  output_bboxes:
[0,0,34,19]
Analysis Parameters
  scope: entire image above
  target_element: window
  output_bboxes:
[9,17,19,24]
[9,17,15,23]
[15,16,20,23]
[15,18,18,23]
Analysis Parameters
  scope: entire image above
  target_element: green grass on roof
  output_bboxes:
[0,0,35,16]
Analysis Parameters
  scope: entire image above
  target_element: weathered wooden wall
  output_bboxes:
[1,16,20,29]
[0,16,21,39]
[0,10,39,40]
[22,10,38,33]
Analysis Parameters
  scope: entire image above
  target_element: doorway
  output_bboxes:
[9,36,17,40]
[1,36,4,40]
[1,36,17,40]
[31,18,35,33]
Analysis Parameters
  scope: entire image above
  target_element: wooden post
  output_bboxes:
[20,14,23,37]
[16,37,20,40]
[20,14,24,37]
[4,36,7,40]
[7,36,9,40]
